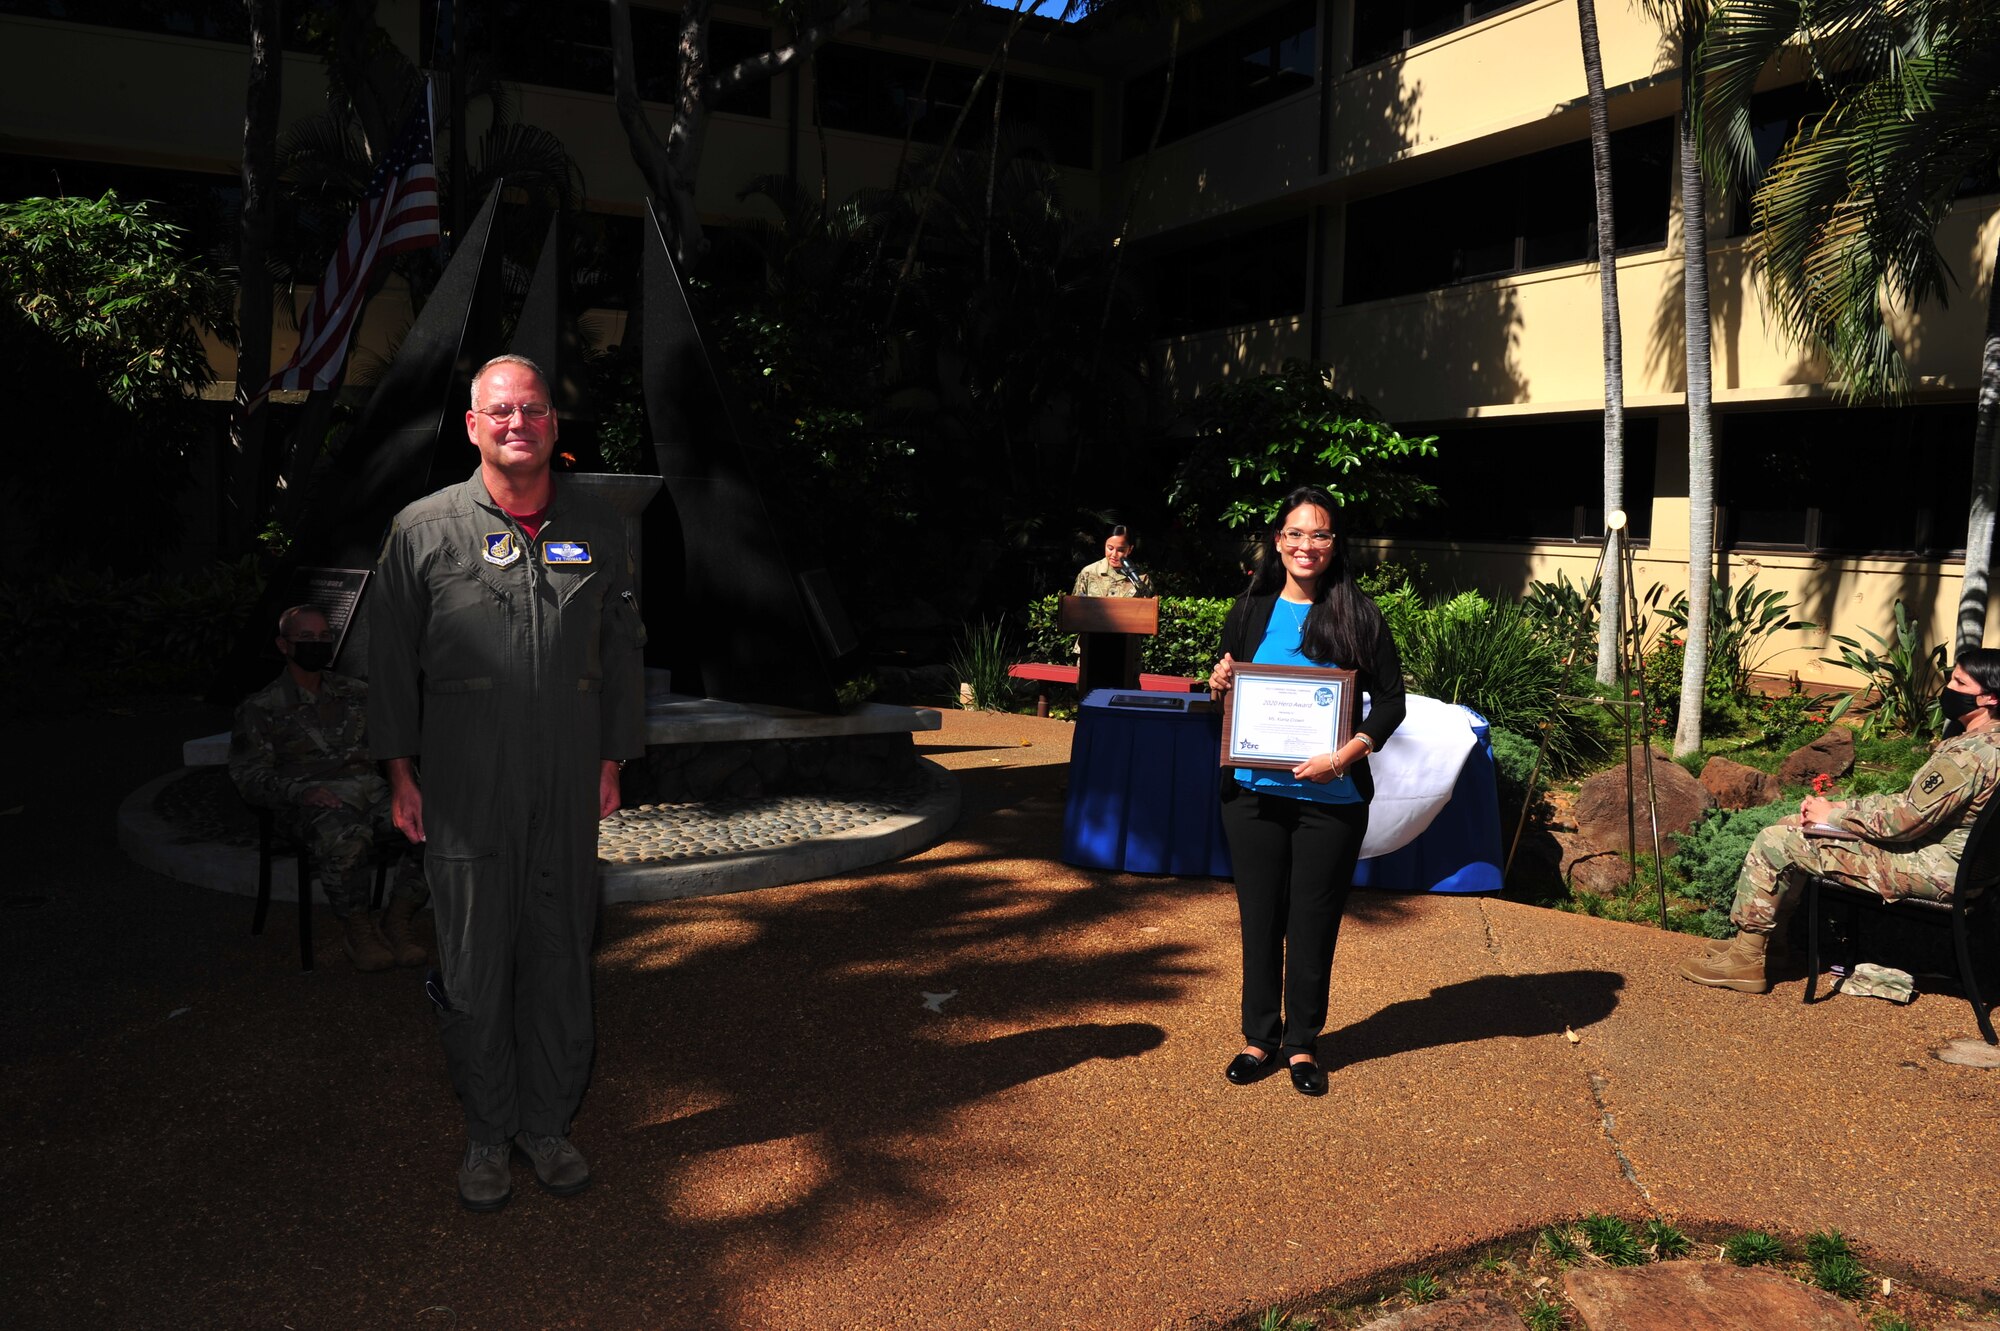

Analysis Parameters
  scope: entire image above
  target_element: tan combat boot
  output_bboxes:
[342,911,395,972]
[1703,931,1789,966]
[380,896,428,968]
[1677,931,1770,993]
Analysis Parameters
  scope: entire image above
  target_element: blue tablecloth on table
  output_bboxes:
[1060,690,1503,893]
[1060,690,1231,877]
[1350,713,1503,894]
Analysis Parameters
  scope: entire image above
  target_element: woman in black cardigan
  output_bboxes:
[1206,485,1406,1096]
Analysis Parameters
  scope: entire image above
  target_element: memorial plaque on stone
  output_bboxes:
[282,566,369,667]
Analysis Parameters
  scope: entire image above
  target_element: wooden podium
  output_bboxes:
[1058,595,1158,694]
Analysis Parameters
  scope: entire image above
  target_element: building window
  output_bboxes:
[1,0,318,47]
[1376,417,1657,544]
[814,44,1093,169]
[1341,117,1673,304]
[422,2,772,117]
[1720,406,1973,556]
[1122,0,1316,157]
[1151,215,1309,336]
[1725,84,1831,236]
[1351,0,1533,66]
[0,153,238,261]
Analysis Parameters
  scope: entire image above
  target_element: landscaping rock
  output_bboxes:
[1779,726,1856,787]
[1356,1291,1524,1329]
[1561,1261,1863,1331]
[1568,843,1632,895]
[1574,746,1715,861]
[1700,756,1784,811]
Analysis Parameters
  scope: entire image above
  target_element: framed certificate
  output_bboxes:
[1218,663,1355,770]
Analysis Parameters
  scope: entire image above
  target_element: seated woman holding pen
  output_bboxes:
[1206,485,1406,1096]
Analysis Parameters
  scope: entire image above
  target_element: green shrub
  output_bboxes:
[950,618,1020,711]
[1578,1214,1645,1266]
[1019,592,1232,682]
[1540,1226,1582,1264]
[1145,597,1232,679]
[1644,1218,1692,1259]
[1804,1229,1852,1263]
[1754,684,1842,751]
[1356,559,1429,601]
[1524,1298,1567,1331]
[1489,725,1545,819]
[1522,571,1600,663]
[1722,1230,1786,1265]
[1669,800,1794,933]
[1401,1274,1442,1303]
[1812,1253,1868,1298]
[1372,580,1426,659]
[1642,637,1749,738]
[1405,599,1608,777]
[1824,598,1946,739]
[1652,577,1815,695]
[0,557,265,697]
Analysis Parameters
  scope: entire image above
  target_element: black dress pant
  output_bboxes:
[1220,788,1369,1056]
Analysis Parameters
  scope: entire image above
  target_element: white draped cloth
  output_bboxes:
[1358,694,1481,860]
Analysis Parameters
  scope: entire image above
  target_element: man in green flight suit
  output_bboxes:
[369,354,648,1212]
[1678,648,2000,994]
[230,604,428,971]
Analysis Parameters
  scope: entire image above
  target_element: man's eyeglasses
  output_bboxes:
[1278,529,1335,548]
[475,402,553,421]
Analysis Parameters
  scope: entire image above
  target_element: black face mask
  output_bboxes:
[289,641,336,673]
[1940,684,1984,723]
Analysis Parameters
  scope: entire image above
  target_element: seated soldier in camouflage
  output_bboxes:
[229,605,429,972]
[1678,648,2000,994]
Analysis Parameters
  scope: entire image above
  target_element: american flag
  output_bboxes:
[251,87,440,406]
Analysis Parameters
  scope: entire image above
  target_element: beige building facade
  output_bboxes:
[3,0,1991,687]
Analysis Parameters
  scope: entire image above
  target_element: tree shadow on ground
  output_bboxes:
[574,815,1204,1323]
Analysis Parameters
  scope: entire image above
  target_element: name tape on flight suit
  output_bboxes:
[544,541,592,564]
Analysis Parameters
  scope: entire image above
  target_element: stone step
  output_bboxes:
[1562,1261,1863,1331]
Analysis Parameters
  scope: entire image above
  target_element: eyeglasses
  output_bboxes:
[1278,529,1335,548]
[475,402,553,421]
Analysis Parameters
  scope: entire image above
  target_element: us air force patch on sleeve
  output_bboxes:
[543,540,592,564]
[483,531,523,567]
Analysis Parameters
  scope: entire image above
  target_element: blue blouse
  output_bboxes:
[1233,597,1361,805]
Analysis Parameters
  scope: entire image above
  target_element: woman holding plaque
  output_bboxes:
[1206,486,1405,1096]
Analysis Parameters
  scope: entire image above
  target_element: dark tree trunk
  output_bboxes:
[233,0,283,555]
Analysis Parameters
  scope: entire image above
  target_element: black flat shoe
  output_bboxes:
[1288,1058,1328,1096]
[1224,1050,1277,1085]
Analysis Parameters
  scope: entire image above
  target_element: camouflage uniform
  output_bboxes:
[1072,559,1154,598]
[1728,728,2000,933]
[229,669,426,918]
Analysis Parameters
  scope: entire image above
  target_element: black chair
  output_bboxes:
[1803,797,2000,1044]
[251,806,393,972]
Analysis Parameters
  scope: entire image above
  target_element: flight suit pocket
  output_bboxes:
[613,594,649,648]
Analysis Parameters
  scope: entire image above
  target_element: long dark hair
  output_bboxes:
[1244,485,1383,668]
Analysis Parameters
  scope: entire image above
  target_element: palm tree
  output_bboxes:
[1641,0,1720,756]
[1699,0,2000,649]
[1577,0,1628,685]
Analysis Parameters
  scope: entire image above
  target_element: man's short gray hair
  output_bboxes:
[276,604,326,640]
[469,353,550,406]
